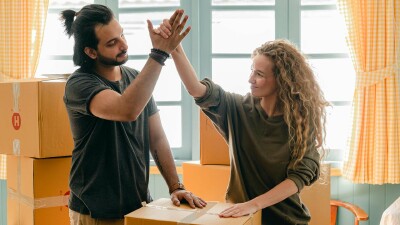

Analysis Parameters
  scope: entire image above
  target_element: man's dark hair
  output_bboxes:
[60,4,114,69]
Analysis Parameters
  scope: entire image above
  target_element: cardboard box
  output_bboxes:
[200,111,230,165]
[183,161,330,225]
[124,198,261,225]
[0,79,73,158]
[300,164,331,225]
[183,161,229,202]
[7,155,71,225]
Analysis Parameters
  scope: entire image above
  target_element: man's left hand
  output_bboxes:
[170,190,207,208]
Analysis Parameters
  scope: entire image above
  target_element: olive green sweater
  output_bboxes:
[195,79,320,225]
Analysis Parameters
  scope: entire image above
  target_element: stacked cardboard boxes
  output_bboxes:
[182,111,330,225]
[0,79,73,225]
[183,111,231,202]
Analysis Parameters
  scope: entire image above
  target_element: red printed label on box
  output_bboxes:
[12,112,21,130]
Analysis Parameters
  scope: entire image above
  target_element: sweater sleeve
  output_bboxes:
[287,148,321,192]
[194,78,230,141]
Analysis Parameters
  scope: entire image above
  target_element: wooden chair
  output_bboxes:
[330,199,369,225]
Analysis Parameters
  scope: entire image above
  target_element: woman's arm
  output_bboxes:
[157,17,206,98]
[171,45,206,98]
[219,179,298,217]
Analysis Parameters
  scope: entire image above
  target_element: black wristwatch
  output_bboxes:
[169,182,185,194]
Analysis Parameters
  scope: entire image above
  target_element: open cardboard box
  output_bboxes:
[125,198,261,225]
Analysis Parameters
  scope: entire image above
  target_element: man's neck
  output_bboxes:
[94,65,122,81]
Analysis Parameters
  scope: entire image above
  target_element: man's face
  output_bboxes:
[93,18,128,66]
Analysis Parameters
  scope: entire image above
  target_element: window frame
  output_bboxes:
[41,0,353,163]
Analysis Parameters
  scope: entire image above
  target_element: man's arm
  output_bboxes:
[90,10,190,122]
[148,112,207,208]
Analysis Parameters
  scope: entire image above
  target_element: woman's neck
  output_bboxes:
[260,97,281,117]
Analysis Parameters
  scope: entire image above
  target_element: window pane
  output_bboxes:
[37,0,93,76]
[41,13,74,56]
[124,59,181,101]
[36,60,77,75]
[309,58,355,102]
[301,10,348,54]
[212,11,274,54]
[212,58,252,95]
[301,0,336,5]
[120,12,173,56]
[158,106,182,148]
[212,0,274,6]
[119,0,179,8]
[49,0,92,8]
[325,105,352,150]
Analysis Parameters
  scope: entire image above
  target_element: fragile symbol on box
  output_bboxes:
[12,112,21,130]
[12,83,21,130]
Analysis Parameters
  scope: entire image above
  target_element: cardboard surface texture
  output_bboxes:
[125,198,261,225]
[0,79,73,158]
[6,155,71,225]
[183,161,229,202]
[183,161,331,225]
[200,111,230,165]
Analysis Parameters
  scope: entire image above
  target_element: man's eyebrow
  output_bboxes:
[105,28,124,45]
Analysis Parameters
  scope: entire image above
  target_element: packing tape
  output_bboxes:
[13,139,20,156]
[13,82,20,113]
[7,188,69,209]
[143,200,221,225]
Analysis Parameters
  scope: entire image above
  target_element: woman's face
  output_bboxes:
[248,54,278,100]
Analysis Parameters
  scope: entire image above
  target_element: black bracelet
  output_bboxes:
[151,48,170,58]
[149,52,168,66]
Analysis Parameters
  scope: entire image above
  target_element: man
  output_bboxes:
[60,4,206,225]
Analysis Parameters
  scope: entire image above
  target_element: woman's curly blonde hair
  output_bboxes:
[252,39,329,169]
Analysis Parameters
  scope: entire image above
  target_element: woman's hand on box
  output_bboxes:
[219,201,259,218]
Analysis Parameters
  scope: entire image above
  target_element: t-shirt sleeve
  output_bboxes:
[287,147,321,192]
[146,96,159,116]
[64,74,110,116]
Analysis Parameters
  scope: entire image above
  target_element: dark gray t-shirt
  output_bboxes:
[64,66,158,219]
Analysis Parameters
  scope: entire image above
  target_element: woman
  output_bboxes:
[158,18,328,225]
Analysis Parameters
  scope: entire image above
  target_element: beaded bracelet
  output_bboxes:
[151,48,170,57]
[149,48,170,66]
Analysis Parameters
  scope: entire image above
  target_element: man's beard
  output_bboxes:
[97,51,128,66]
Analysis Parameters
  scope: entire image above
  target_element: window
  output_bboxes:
[37,0,93,75]
[38,0,355,163]
[300,0,355,162]
[206,0,354,163]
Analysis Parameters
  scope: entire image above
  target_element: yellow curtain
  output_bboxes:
[0,155,5,180]
[0,0,49,80]
[338,0,400,184]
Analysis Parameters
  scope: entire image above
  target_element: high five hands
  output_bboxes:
[147,9,190,53]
